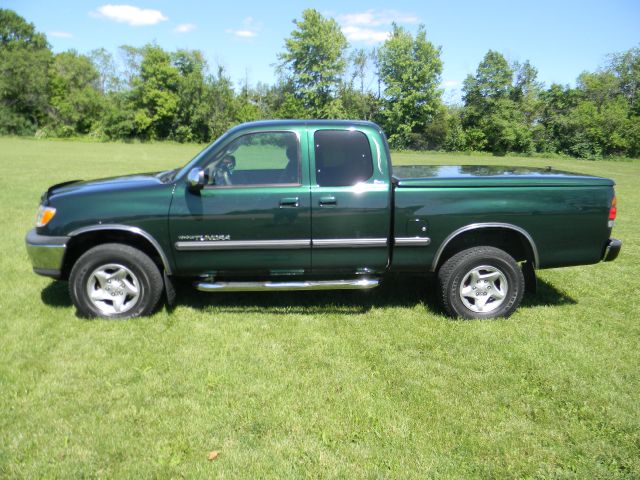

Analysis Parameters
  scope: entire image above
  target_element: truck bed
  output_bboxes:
[392,165,614,187]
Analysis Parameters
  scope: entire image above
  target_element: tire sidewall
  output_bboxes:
[70,245,158,319]
[444,250,524,320]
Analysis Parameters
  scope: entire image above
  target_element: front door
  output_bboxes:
[309,128,391,274]
[169,130,311,276]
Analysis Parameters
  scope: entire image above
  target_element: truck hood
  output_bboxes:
[45,170,175,201]
[392,165,614,187]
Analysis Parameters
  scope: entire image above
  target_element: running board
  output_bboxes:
[195,278,380,292]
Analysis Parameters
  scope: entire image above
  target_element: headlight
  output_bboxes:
[35,205,56,227]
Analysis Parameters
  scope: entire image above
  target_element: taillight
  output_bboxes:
[608,194,617,228]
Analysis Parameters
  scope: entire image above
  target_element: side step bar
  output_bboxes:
[195,278,380,292]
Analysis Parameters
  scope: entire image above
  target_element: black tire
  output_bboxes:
[69,243,163,319]
[438,246,524,319]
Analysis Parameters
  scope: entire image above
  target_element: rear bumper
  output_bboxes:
[25,228,69,278]
[602,238,622,262]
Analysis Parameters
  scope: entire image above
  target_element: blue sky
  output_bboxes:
[2,0,639,102]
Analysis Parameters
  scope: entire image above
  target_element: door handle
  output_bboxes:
[319,196,337,207]
[279,197,299,208]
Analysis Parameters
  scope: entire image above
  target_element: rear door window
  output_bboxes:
[314,130,373,187]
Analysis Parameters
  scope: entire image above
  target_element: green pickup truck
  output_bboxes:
[26,120,621,319]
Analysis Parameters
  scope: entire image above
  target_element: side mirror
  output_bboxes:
[187,167,206,191]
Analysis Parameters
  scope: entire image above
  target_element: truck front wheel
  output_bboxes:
[438,246,525,319]
[69,243,163,319]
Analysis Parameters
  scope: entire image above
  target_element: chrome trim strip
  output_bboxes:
[177,237,390,251]
[395,237,431,246]
[430,222,539,271]
[175,239,311,251]
[68,224,173,274]
[195,278,380,292]
[313,238,388,248]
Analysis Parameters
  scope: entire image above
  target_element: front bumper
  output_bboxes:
[602,238,622,262]
[25,228,69,278]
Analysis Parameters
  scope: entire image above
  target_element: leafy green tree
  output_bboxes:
[608,46,640,116]
[539,73,633,158]
[205,65,237,140]
[462,50,536,154]
[0,9,51,134]
[377,24,443,148]
[443,105,467,151]
[100,90,137,139]
[89,48,121,93]
[48,50,104,135]
[172,49,210,142]
[341,49,379,121]
[129,44,179,139]
[538,83,578,153]
[568,72,631,157]
[278,9,348,118]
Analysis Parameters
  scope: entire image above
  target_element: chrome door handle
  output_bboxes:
[319,196,337,207]
[279,197,299,208]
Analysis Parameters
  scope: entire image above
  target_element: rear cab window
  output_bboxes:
[314,130,374,187]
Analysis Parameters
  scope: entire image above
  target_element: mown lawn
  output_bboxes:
[0,137,638,478]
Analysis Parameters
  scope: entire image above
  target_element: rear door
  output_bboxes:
[309,128,391,274]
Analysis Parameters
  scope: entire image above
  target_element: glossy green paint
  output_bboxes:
[392,185,613,270]
[32,120,617,281]
[393,165,614,187]
[308,124,392,274]
[39,174,176,271]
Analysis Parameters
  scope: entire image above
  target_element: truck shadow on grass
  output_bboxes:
[40,275,576,317]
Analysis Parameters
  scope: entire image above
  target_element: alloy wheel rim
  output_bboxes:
[86,263,141,315]
[459,265,508,313]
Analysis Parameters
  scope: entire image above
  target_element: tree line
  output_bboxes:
[1,8,639,158]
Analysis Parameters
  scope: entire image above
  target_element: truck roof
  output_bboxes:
[228,119,383,131]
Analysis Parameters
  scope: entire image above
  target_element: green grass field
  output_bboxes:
[1,137,638,478]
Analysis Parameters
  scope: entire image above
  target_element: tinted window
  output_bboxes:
[203,131,299,187]
[314,130,373,187]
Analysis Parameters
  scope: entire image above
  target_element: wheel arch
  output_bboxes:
[431,223,539,272]
[61,225,172,280]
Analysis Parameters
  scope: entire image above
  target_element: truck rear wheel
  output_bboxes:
[69,243,163,319]
[438,246,524,319]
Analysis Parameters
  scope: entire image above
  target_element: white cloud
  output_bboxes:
[174,23,196,33]
[49,31,73,38]
[339,9,418,44]
[341,26,389,44]
[226,17,259,39]
[340,10,418,27]
[92,4,168,26]
[226,29,256,38]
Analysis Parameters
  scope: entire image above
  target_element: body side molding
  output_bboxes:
[313,238,387,248]
[176,239,311,251]
[430,222,539,271]
[175,238,390,251]
[394,237,431,246]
